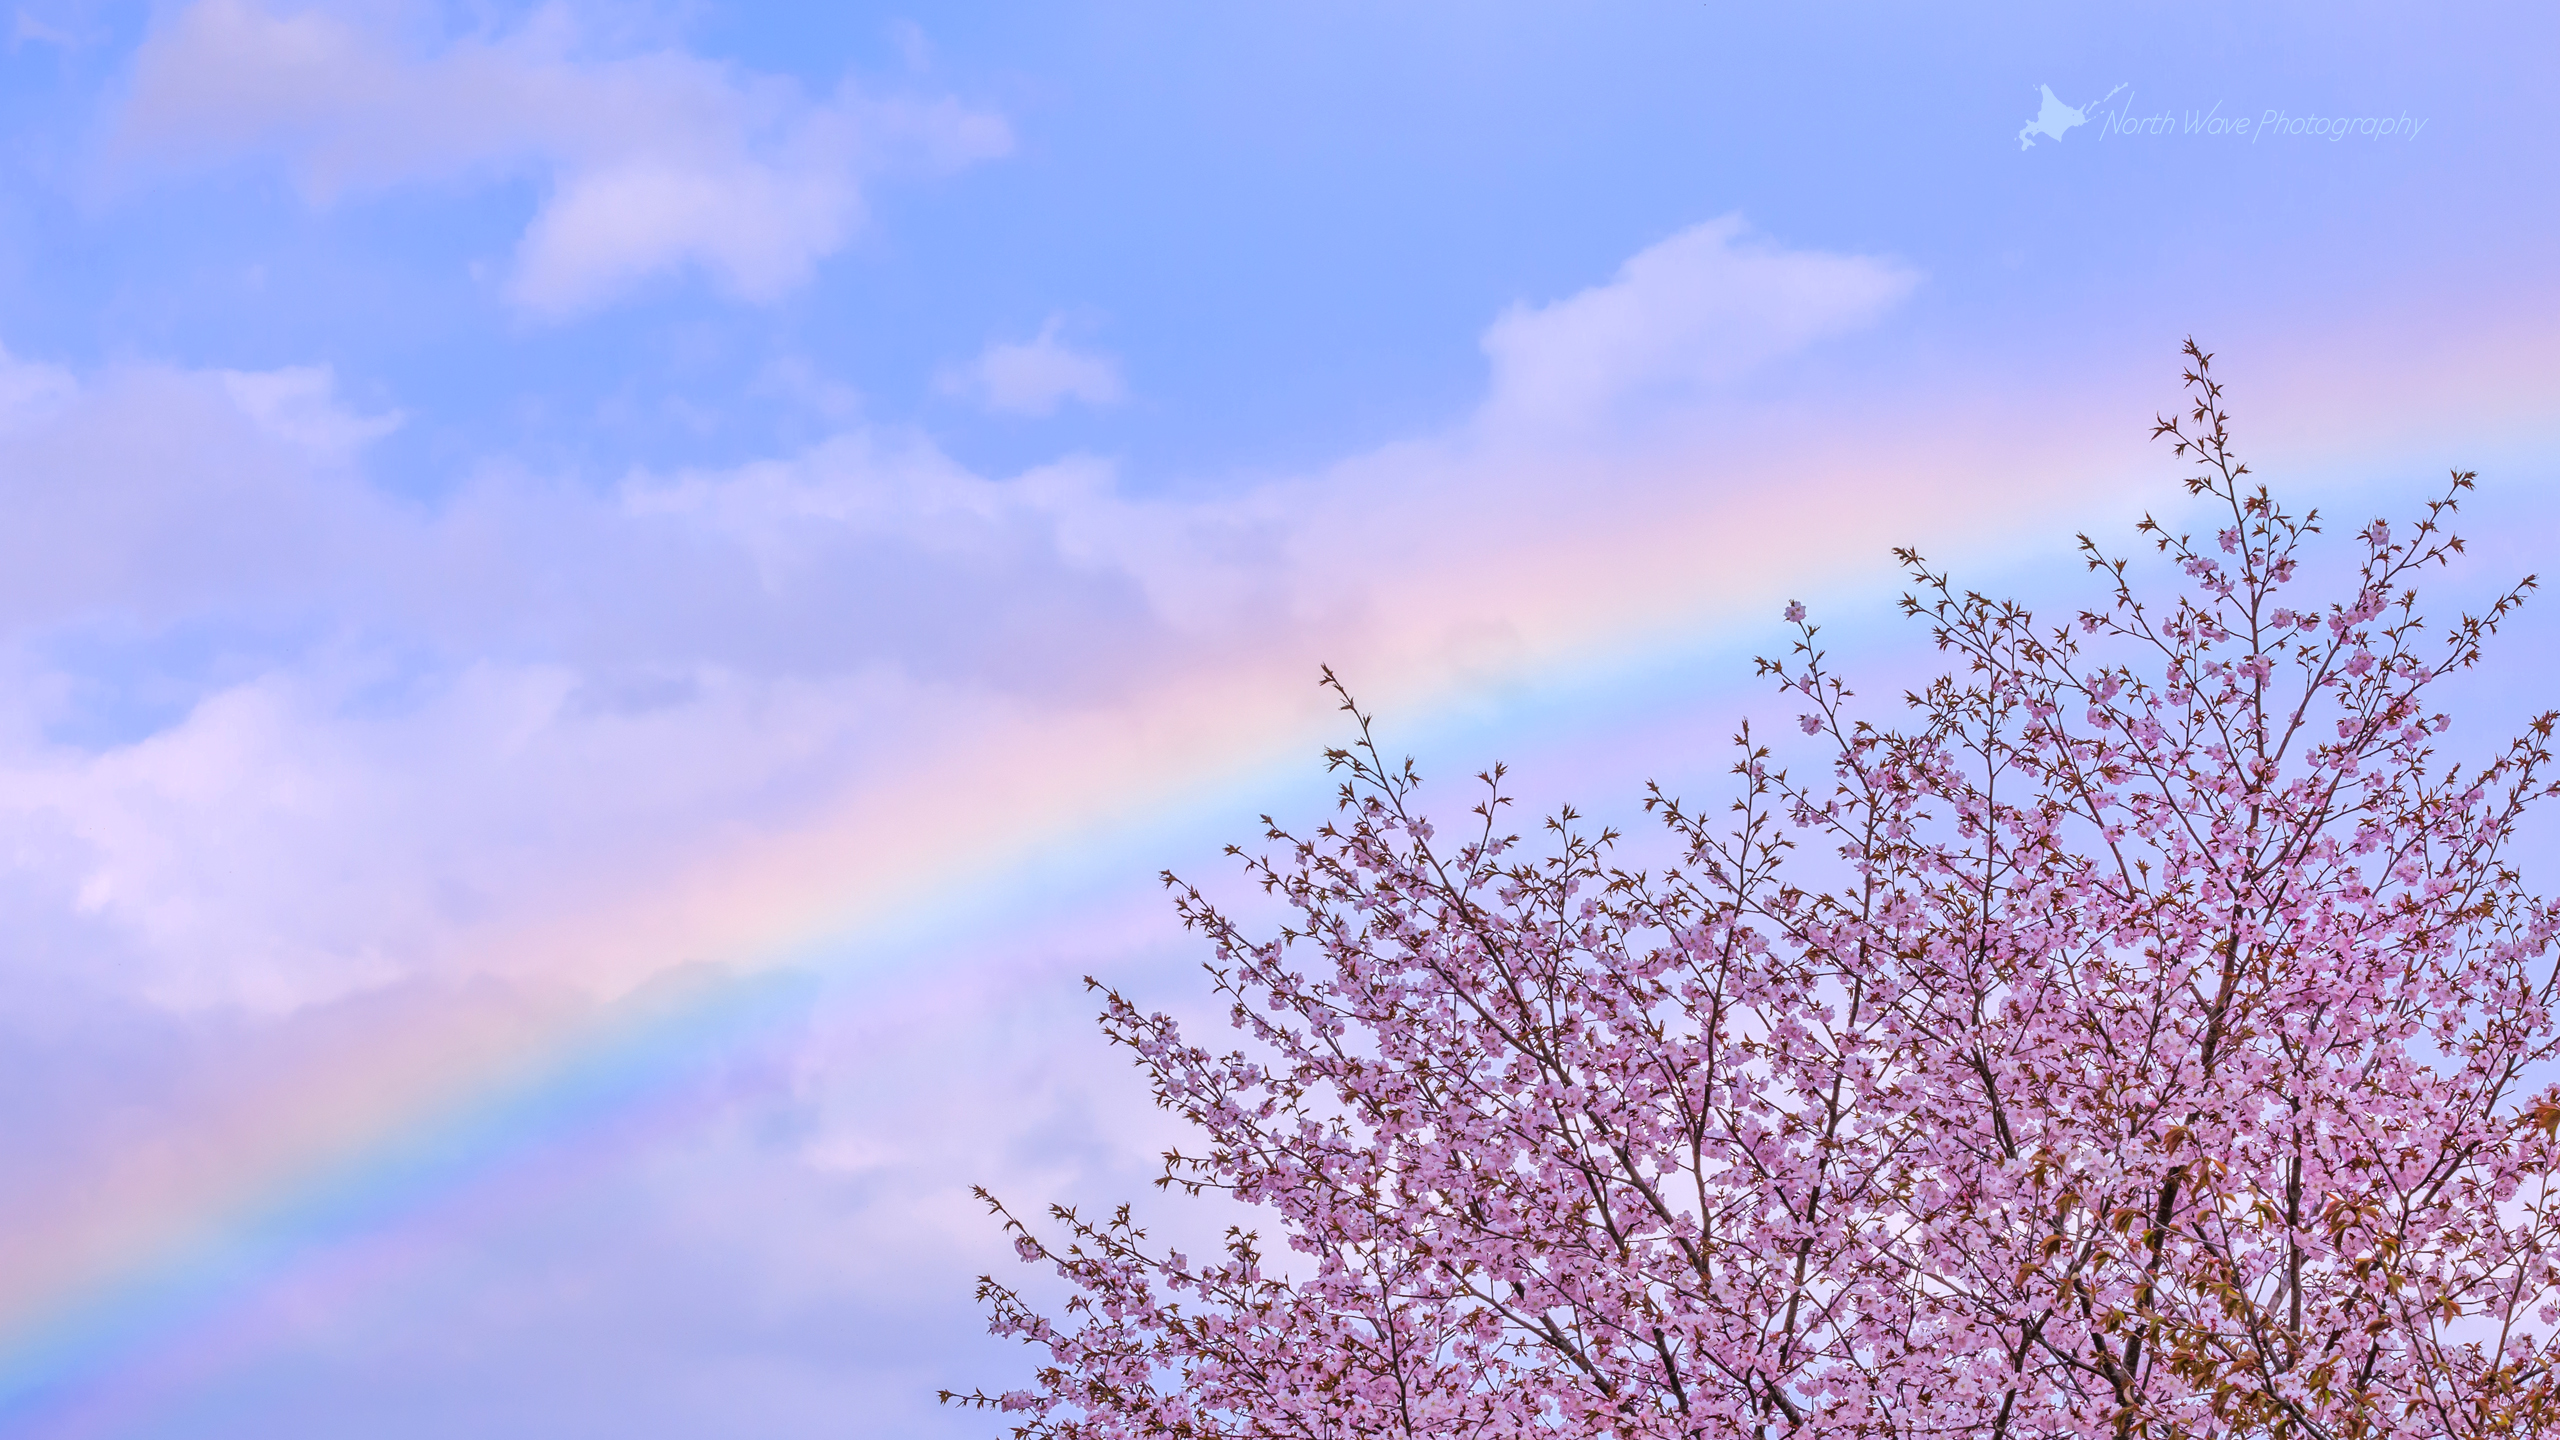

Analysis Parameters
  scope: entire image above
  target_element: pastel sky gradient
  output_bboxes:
[0,3,2556,1436]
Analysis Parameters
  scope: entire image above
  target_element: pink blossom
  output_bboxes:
[951,346,2560,1440]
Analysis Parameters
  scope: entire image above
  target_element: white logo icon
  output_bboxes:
[2019,83,2126,149]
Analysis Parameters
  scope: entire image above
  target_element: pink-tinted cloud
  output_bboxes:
[0,221,1931,1018]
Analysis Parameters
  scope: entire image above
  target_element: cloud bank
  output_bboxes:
[0,216,2100,1437]
[0,217,1923,1015]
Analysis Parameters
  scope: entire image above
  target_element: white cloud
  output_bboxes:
[940,318,1127,417]
[1479,215,1919,430]
[510,154,845,310]
[219,365,404,459]
[113,0,1012,316]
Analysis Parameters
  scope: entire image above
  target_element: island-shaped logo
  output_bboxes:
[2019,83,2126,149]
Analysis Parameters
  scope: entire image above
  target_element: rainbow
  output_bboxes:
[5,318,2556,1434]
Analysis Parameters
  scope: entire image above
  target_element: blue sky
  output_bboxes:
[0,3,2554,1436]
[10,3,2547,488]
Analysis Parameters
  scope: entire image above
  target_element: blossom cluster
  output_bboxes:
[947,346,2560,1439]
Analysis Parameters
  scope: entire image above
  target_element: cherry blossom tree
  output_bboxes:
[946,345,2560,1439]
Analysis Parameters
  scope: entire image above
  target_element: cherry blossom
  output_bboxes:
[948,344,2560,1439]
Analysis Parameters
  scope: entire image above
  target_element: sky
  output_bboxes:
[0,2,2555,1435]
